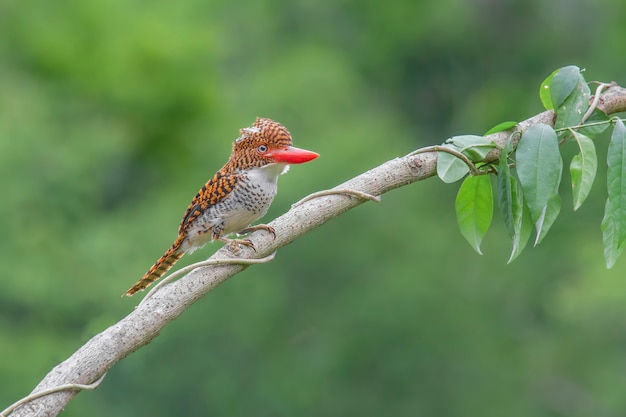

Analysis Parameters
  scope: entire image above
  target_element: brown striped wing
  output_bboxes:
[178,169,241,234]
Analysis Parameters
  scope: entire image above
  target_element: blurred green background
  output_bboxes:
[2,0,626,416]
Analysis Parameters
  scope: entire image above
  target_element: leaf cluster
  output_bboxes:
[438,66,626,266]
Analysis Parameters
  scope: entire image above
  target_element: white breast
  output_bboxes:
[182,162,290,252]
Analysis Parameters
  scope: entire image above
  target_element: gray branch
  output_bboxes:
[7,85,626,417]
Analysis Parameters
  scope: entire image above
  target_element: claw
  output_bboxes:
[219,224,275,254]
[240,224,276,240]
[221,237,256,254]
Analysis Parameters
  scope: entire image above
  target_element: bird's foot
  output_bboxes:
[219,225,276,255]
[219,237,256,255]
[239,224,276,240]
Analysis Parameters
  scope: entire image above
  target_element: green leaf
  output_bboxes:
[502,131,517,155]
[534,152,563,246]
[447,135,488,147]
[516,124,562,223]
[446,135,496,161]
[602,199,624,268]
[534,192,561,246]
[508,177,532,263]
[539,68,559,110]
[550,65,581,109]
[554,73,590,131]
[455,175,493,254]
[570,131,597,210]
[484,121,518,136]
[497,146,531,263]
[497,142,514,238]
[437,136,497,183]
[437,144,469,183]
[578,109,610,137]
[606,118,626,246]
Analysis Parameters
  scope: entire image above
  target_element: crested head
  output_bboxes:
[236,118,293,148]
[227,118,292,170]
[227,118,318,170]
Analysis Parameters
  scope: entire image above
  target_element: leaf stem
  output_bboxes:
[555,117,626,134]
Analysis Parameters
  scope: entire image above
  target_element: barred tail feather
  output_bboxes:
[124,236,185,296]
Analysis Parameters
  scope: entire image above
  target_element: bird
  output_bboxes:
[124,117,319,296]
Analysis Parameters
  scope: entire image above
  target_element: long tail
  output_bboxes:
[124,235,185,296]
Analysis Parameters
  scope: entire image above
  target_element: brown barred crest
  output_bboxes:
[229,118,293,169]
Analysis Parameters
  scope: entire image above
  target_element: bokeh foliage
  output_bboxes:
[2,0,626,416]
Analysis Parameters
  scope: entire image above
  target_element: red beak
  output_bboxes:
[267,146,319,164]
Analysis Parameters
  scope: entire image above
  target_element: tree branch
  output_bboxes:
[7,85,626,417]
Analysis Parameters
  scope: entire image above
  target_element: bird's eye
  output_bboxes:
[257,144,268,153]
